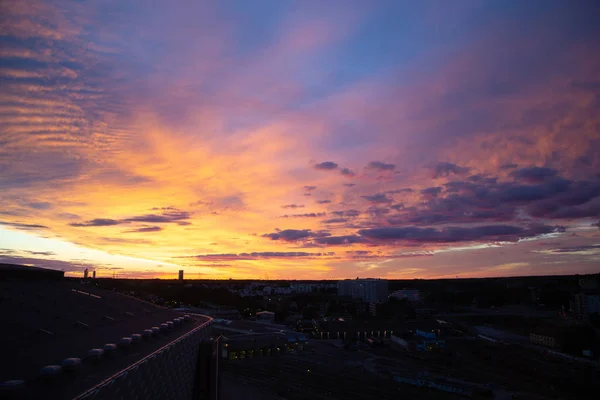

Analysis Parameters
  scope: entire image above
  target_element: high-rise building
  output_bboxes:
[179,270,184,281]
[337,278,388,303]
[571,293,600,320]
[92,271,96,279]
[84,268,88,279]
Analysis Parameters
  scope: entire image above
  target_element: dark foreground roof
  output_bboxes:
[0,280,211,399]
[0,263,64,280]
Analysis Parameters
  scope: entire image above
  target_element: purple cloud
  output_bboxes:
[314,161,338,171]
[509,166,558,183]
[420,187,443,198]
[433,162,470,178]
[362,194,392,203]
[282,204,305,209]
[124,226,163,233]
[366,161,396,171]
[70,218,121,227]
[340,168,356,177]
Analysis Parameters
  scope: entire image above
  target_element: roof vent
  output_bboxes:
[143,329,153,339]
[40,365,62,378]
[131,334,142,344]
[166,321,174,329]
[159,323,168,333]
[151,327,160,336]
[88,348,104,360]
[184,314,191,322]
[118,337,132,347]
[103,343,117,355]
[61,358,82,372]
[174,318,181,325]
[1,380,26,392]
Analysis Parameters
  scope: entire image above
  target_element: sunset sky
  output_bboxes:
[1,0,599,279]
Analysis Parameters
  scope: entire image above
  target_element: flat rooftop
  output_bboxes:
[0,280,211,399]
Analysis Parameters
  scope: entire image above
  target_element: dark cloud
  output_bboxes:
[433,162,470,178]
[540,244,600,254]
[314,161,338,170]
[346,250,371,255]
[124,226,163,233]
[537,197,600,219]
[282,204,304,209]
[358,224,563,243]
[497,177,570,202]
[26,202,52,210]
[304,185,317,191]
[322,218,349,224]
[280,213,326,218]
[366,161,395,171]
[0,221,49,230]
[388,174,600,227]
[509,166,558,183]
[525,180,600,218]
[24,250,55,256]
[467,175,497,185]
[70,218,121,227]
[386,188,413,194]
[124,210,191,224]
[303,193,312,196]
[362,194,392,203]
[367,206,391,217]
[500,163,519,170]
[340,168,356,177]
[57,212,80,220]
[343,183,356,187]
[262,229,314,241]
[70,208,192,227]
[420,186,443,198]
[317,200,331,204]
[262,228,333,242]
[344,209,361,217]
[391,203,404,211]
[315,235,363,245]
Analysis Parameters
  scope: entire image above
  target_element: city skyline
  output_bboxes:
[1,0,599,279]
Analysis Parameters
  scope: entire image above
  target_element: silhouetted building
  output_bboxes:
[84,268,89,279]
[338,278,388,303]
[571,293,600,320]
[92,270,96,279]
[179,269,184,281]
